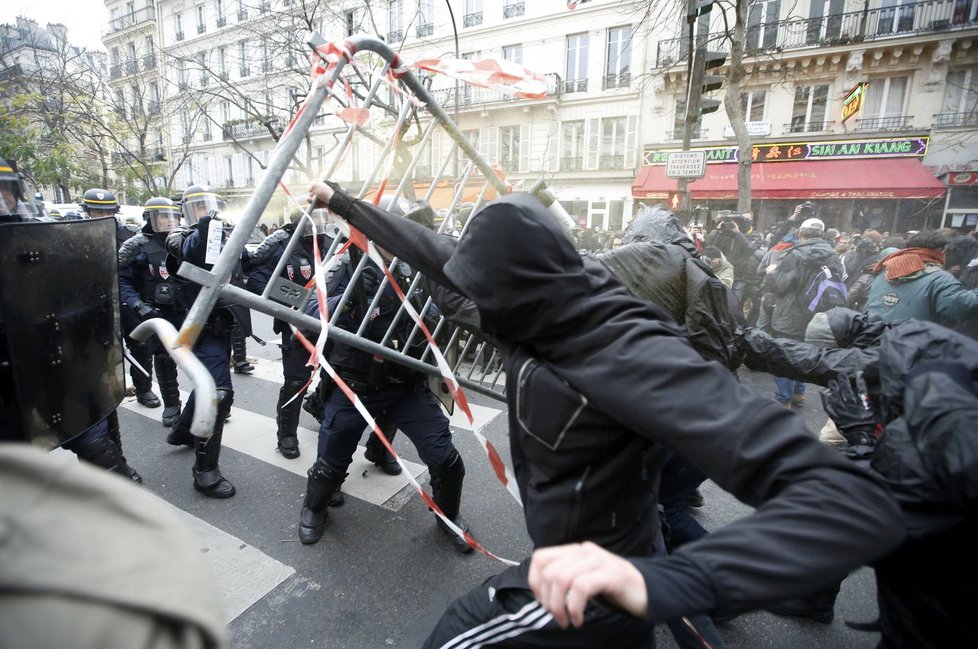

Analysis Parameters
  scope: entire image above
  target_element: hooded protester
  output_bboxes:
[307,181,903,649]
[738,308,978,649]
[842,235,880,286]
[865,230,978,327]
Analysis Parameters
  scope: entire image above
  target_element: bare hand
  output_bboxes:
[528,541,648,629]
[307,181,335,209]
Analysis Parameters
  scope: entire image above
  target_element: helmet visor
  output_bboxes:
[182,193,223,226]
[1,180,42,219]
[147,206,182,233]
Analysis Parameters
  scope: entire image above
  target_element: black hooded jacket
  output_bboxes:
[324,187,903,622]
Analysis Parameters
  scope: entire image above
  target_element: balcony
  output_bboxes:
[222,117,282,140]
[427,72,562,110]
[217,16,227,27]
[147,100,160,115]
[219,71,229,81]
[110,63,122,79]
[503,3,525,19]
[655,0,978,67]
[152,148,165,161]
[598,154,625,170]
[203,130,212,141]
[934,111,978,128]
[196,23,206,34]
[237,9,247,21]
[417,22,434,37]
[670,127,702,140]
[176,31,185,41]
[125,59,139,74]
[560,157,583,171]
[784,119,835,133]
[143,53,156,70]
[463,12,483,27]
[200,75,209,87]
[855,115,915,131]
[106,6,156,35]
[602,72,631,90]
[387,30,403,43]
[563,78,587,94]
[178,78,189,90]
[239,66,251,78]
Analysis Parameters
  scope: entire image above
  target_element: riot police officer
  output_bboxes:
[296,215,471,552]
[0,157,42,223]
[118,197,185,427]
[164,185,250,498]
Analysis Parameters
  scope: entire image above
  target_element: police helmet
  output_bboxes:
[0,157,42,220]
[143,196,181,233]
[63,210,84,221]
[80,188,121,218]
[181,184,224,226]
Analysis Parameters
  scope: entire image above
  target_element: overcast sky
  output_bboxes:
[2,0,109,52]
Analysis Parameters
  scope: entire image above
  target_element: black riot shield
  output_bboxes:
[0,219,125,447]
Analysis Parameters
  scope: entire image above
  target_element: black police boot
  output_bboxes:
[232,332,254,374]
[298,457,347,545]
[430,449,472,554]
[156,353,182,427]
[130,341,160,408]
[275,381,304,460]
[766,584,840,624]
[104,410,143,483]
[166,393,195,448]
[73,431,143,484]
[364,431,401,475]
[192,389,235,499]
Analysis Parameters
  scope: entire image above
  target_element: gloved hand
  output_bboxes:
[165,227,191,257]
[820,371,878,448]
[135,302,162,321]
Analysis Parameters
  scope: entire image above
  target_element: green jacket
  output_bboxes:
[866,264,978,327]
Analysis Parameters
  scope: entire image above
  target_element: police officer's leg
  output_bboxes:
[65,414,142,483]
[155,351,182,427]
[232,326,254,374]
[129,339,160,408]
[276,331,310,459]
[386,383,470,553]
[364,427,401,475]
[298,390,366,544]
[190,330,235,498]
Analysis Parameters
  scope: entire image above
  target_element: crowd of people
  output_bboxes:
[2,153,977,649]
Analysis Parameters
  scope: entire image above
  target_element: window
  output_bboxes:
[462,129,479,166]
[239,41,250,77]
[197,51,208,85]
[565,33,589,92]
[176,58,187,87]
[740,90,767,122]
[222,101,231,124]
[388,0,403,41]
[605,26,632,88]
[464,0,483,27]
[237,0,247,20]
[345,9,356,36]
[500,126,520,170]
[126,1,135,19]
[203,111,212,140]
[806,0,844,43]
[225,156,234,187]
[502,44,522,65]
[864,76,908,117]
[114,89,126,116]
[790,84,829,131]
[943,68,978,113]
[219,47,228,79]
[877,0,916,35]
[600,117,628,169]
[418,0,434,35]
[674,98,701,138]
[561,120,585,170]
[197,5,206,33]
[175,13,184,39]
[747,0,780,51]
[111,47,120,66]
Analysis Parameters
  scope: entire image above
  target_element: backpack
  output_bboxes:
[803,264,848,313]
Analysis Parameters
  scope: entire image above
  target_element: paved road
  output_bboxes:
[105,313,882,649]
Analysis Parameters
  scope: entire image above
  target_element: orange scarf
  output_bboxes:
[873,247,945,281]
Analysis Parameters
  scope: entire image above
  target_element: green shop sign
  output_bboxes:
[642,136,929,166]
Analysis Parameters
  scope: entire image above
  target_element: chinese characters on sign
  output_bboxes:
[642,136,929,166]
[842,82,867,125]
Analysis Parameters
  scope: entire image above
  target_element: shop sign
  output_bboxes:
[642,136,929,166]
[948,172,978,185]
[842,82,867,125]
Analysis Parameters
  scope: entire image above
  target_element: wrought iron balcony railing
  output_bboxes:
[563,78,587,94]
[387,30,403,43]
[143,54,156,70]
[504,3,525,19]
[655,0,978,67]
[598,154,625,170]
[602,72,631,90]
[427,72,562,110]
[125,59,139,74]
[560,157,584,171]
[784,119,835,133]
[106,6,156,35]
[854,115,914,131]
[417,23,434,37]
[463,12,483,27]
[110,64,122,79]
[222,117,282,140]
[934,111,978,128]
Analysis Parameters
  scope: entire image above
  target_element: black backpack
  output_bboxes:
[803,263,848,313]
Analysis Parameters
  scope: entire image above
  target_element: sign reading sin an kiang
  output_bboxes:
[642,136,929,166]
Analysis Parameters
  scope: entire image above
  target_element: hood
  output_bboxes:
[791,238,836,265]
[443,193,593,341]
[622,205,697,256]
[825,307,889,348]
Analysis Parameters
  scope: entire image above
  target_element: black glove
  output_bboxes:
[134,302,162,321]
[166,227,191,257]
[820,371,878,449]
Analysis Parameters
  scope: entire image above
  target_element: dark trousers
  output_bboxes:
[281,331,313,385]
[317,382,452,469]
[660,453,709,551]
[176,330,232,430]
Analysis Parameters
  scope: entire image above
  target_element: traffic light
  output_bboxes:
[692,48,726,116]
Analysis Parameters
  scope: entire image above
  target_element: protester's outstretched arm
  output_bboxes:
[528,542,648,629]
[738,327,879,386]
[308,181,461,293]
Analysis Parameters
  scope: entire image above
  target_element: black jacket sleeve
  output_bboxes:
[738,327,879,385]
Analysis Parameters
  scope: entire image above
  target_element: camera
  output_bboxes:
[799,201,815,216]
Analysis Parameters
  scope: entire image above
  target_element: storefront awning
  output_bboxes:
[632,158,947,201]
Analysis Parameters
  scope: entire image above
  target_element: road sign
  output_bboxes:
[665,151,707,179]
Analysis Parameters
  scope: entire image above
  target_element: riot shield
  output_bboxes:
[0,219,125,447]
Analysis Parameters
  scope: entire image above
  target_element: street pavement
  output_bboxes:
[106,313,882,649]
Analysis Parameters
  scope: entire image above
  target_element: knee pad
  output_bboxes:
[216,388,234,418]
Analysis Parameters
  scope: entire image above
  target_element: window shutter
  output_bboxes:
[546,126,559,173]
[519,123,531,173]
[625,115,638,168]
[585,117,600,170]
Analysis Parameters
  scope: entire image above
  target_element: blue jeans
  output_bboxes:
[774,376,806,404]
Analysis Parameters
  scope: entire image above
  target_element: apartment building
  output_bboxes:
[639,0,978,233]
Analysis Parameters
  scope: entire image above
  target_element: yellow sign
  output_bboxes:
[842,82,867,125]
